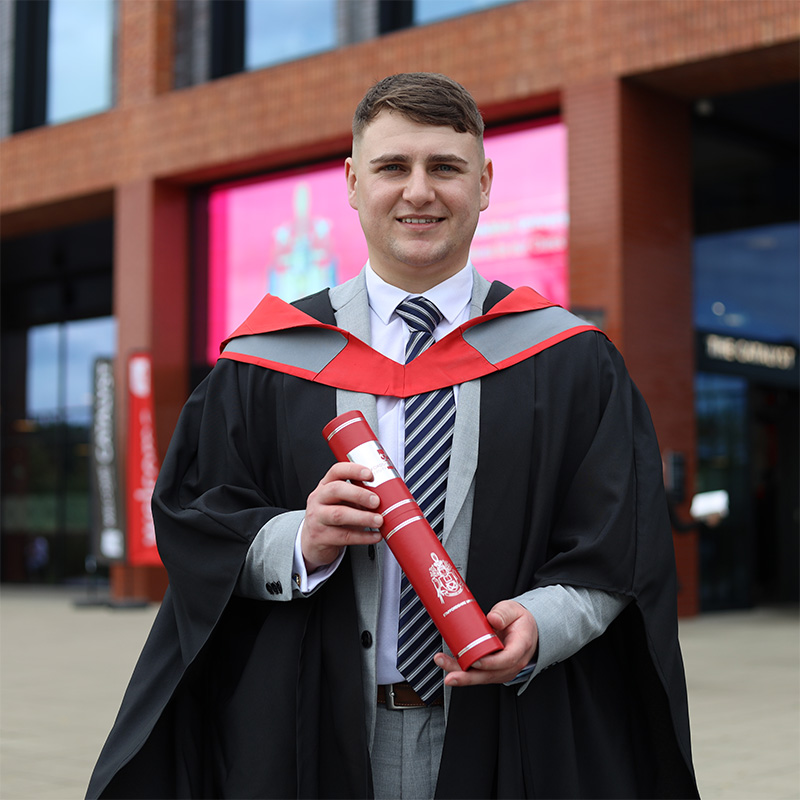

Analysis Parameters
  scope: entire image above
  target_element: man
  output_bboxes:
[87,73,699,799]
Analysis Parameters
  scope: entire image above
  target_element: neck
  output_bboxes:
[369,262,468,294]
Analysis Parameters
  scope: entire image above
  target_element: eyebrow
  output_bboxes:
[368,153,470,166]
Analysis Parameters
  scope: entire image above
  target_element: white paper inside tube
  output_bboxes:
[690,490,729,520]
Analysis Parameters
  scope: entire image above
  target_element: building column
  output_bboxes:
[112,179,188,602]
[110,0,183,601]
[117,0,175,106]
[565,77,699,616]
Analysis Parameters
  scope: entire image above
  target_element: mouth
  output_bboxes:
[397,216,445,225]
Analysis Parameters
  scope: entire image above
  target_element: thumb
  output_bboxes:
[487,600,523,631]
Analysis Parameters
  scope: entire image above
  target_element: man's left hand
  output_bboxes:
[434,600,538,686]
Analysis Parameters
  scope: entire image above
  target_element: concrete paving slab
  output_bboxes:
[1,586,798,799]
[679,606,800,800]
[1,586,158,800]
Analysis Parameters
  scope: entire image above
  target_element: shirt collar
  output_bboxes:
[365,262,474,326]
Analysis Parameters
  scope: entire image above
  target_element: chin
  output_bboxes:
[392,247,455,270]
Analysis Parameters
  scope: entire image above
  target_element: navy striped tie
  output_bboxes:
[395,296,455,705]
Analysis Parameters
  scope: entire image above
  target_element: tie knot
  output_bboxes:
[396,296,443,336]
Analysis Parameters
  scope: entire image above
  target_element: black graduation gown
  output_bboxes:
[86,285,699,799]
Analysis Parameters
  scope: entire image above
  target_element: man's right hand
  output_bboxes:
[302,462,383,572]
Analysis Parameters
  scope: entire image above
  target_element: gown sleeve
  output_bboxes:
[151,357,327,665]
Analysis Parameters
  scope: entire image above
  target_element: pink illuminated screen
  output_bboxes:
[206,118,568,363]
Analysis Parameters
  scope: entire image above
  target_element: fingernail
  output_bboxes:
[369,494,379,507]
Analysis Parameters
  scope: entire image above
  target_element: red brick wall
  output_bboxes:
[566,77,699,615]
[618,83,698,617]
[2,0,798,604]
[564,78,623,344]
[2,1,797,212]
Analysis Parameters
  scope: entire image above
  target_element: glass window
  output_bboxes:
[26,317,117,424]
[414,0,515,25]
[694,221,799,345]
[3,316,116,580]
[694,373,751,610]
[66,318,118,423]
[245,0,336,71]
[46,0,114,124]
[691,82,799,610]
[27,324,61,419]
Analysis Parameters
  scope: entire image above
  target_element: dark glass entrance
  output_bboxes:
[695,373,799,609]
[693,81,799,610]
[1,218,114,583]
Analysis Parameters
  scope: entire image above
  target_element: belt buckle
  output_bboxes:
[385,683,403,711]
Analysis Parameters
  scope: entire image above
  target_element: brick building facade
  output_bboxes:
[2,0,798,614]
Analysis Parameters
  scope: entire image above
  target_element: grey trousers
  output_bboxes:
[370,704,446,800]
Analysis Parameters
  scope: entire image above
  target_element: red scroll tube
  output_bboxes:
[323,410,503,670]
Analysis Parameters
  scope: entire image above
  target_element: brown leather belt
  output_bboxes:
[377,682,443,710]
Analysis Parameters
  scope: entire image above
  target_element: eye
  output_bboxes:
[434,164,459,174]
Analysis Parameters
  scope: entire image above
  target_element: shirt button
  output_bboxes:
[361,630,373,648]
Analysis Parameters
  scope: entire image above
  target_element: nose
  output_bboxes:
[402,167,435,206]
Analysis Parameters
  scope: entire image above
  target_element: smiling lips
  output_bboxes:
[399,216,444,224]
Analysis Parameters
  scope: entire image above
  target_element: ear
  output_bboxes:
[479,158,493,212]
[345,157,359,210]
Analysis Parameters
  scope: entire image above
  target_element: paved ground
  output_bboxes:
[1,585,798,799]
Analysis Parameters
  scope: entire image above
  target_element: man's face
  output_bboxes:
[345,110,492,292]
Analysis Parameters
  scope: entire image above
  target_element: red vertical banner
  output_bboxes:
[126,353,162,566]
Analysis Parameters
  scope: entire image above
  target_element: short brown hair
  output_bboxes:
[352,73,484,141]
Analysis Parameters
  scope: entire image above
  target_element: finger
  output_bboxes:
[311,500,383,531]
[433,654,480,687]
[320,462,374,485]
[435,653,512,687]
[441,665,499,687]
[324,526,383,547]
[313,473,380,513]
[434,652,460,674]
[486,600,525,631]
[301,523,381,571]
[434,648,520,675]
[435,639,527,686]
[470,648,524,674]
